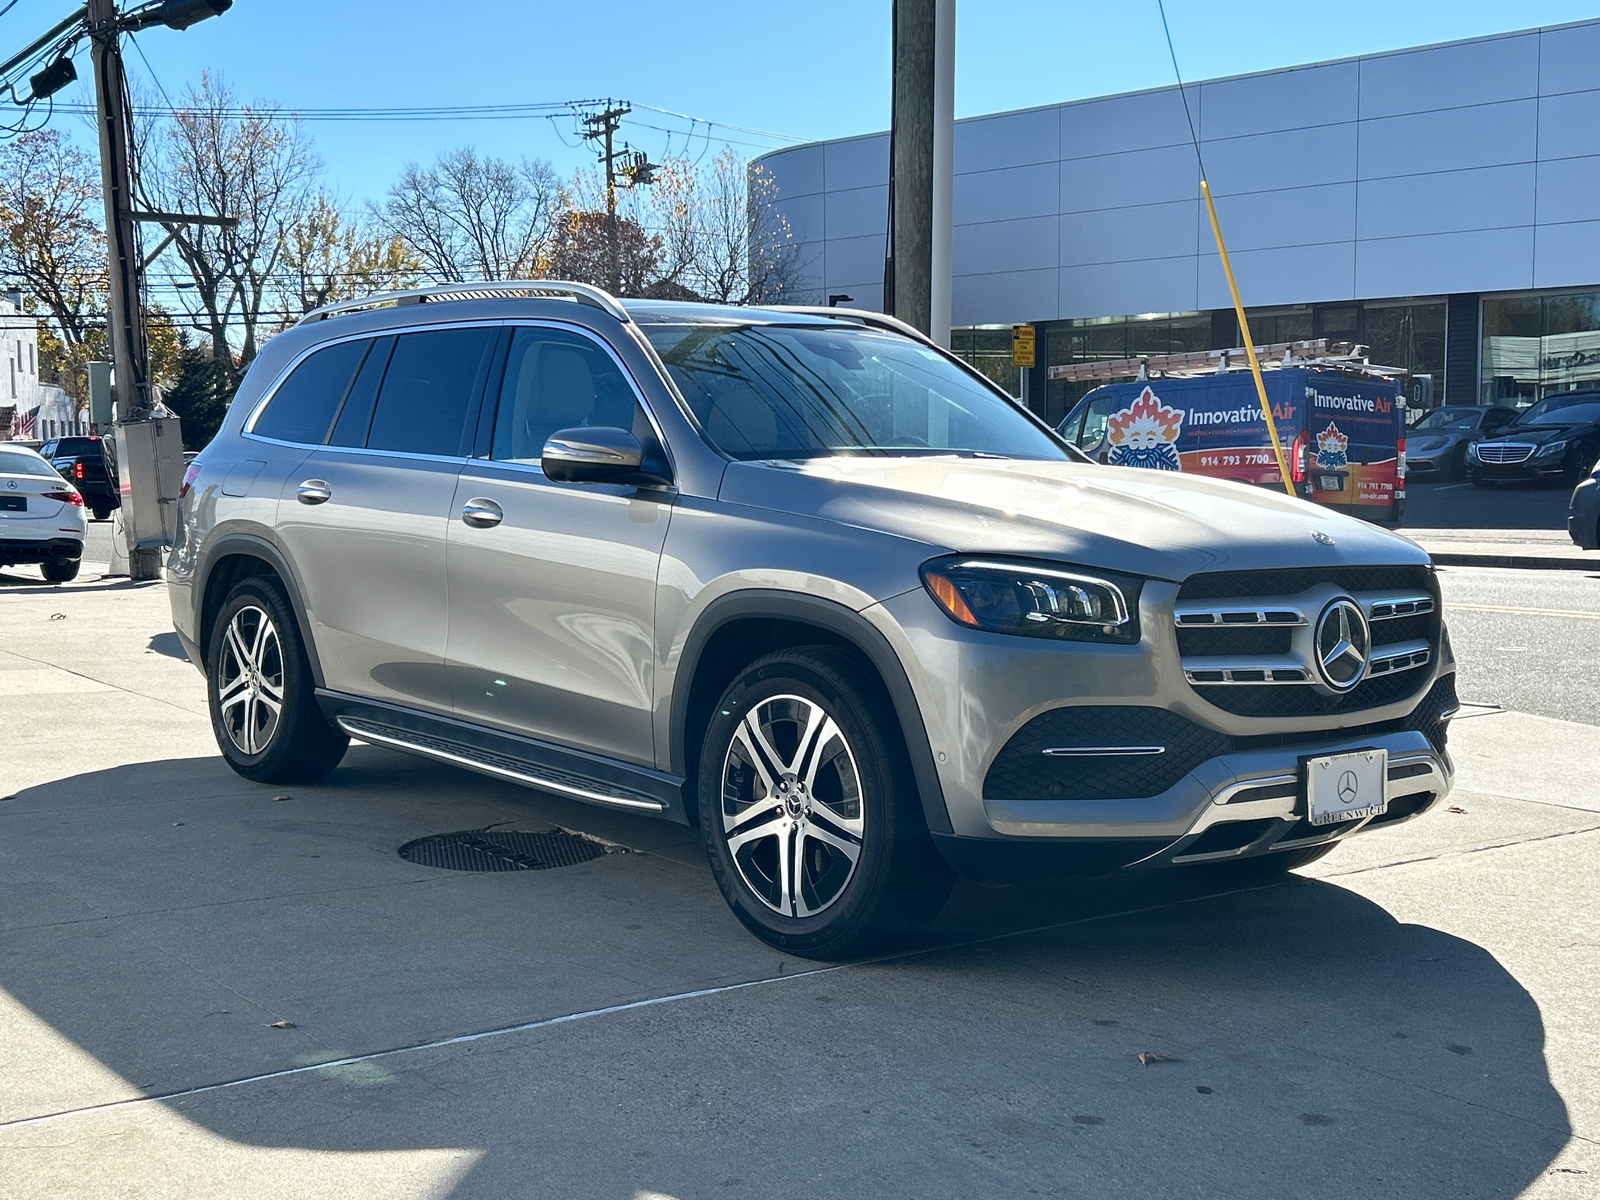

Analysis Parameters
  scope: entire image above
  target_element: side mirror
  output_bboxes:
[541,426,669,486]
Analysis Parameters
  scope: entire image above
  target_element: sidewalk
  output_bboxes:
[1404,526,1599,570]
[2,568,1598,1199]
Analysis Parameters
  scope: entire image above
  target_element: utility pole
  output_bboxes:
[0,0,233,578]
[886,0,954,346]
[582,103,632,295]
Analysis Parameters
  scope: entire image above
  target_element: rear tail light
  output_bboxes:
[1291,432,1309,484]
[179,461,202,499]
[1396,437,1407,480]
[74,461,84,480]
[43,489,83,506]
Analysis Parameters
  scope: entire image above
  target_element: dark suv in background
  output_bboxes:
[39,435,119,520]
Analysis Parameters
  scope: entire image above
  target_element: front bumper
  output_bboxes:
[870,571,1453,876]
[1469,458,1568,481]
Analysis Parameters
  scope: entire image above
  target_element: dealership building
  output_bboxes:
[755,19,1600,425]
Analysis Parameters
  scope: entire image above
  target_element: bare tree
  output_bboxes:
[0,129,105,351]
[382,148,563,282]
[279,190,420,317]
[139,72,319,383]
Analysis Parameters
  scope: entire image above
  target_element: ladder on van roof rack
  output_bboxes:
[296,280,630,326]
[1046,338,1393,383]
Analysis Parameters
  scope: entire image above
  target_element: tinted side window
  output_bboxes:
[491,327,647,463]
[329,336,394,448]
[1078,396,1118,448]
[366,327,496,456]
[254,340,369,445]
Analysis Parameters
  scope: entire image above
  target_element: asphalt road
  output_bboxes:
[1404,478,1573,531]
[1440,565,1600,726]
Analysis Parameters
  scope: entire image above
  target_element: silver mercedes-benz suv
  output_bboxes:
[169,281,1457,957]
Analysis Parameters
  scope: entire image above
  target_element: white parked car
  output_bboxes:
[0,444,86,583]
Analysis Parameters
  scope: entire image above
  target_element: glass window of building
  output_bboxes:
[1483,291,1600,406]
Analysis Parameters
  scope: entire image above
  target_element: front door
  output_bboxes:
[446,323,674,767]
[275,325,498,712]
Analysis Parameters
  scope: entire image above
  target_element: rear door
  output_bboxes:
[445,323,674,766]
[272,325,498,713]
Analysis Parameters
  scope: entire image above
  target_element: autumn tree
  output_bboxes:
[138,72,319,384]
[279,190,419,317]
[382,148,563,282]
[0,129,105,363]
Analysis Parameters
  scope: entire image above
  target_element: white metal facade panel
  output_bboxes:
[756,19,1600,325]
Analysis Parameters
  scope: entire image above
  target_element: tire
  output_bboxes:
[1450,444,1469,480]
[91,506,110,522]
[207,576,347,784]
[40,559,80,583]
[698,646,954,959]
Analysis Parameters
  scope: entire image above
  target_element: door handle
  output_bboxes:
[296,479,332,505]
[461,497,503,528]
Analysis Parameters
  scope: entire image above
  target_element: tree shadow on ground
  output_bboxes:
[0,752,1573,1200]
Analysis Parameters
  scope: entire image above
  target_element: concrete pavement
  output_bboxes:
[2,564,1597,1199]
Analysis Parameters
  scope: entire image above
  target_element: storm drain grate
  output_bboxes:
[398,828,611,872]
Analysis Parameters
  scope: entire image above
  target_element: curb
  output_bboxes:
[1428,551,1600,571]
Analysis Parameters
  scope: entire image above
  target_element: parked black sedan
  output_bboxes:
[1468,391,1600,486]
[1407,404,1519,479]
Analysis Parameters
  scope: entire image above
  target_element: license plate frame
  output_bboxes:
[1303,748,1388,826]
[1316,473,1344,492]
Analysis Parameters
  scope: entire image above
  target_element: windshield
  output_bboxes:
[644,323,1069,462]
[1515,396,1600,427]
[1415,407,1481,431]
[0,448,63,478]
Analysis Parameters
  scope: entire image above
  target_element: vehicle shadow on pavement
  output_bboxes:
[0,751,1573,1199]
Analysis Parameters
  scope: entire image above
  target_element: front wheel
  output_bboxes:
[207,576,347,784]
[699,647,954,959]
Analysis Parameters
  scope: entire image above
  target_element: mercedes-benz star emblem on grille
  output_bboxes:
[1314,598,1370,692]
[1337,770,1360,803]
[1312,530,1335,545]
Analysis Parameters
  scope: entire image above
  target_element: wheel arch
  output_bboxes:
[196,532,323,687]
[670,590,952,835]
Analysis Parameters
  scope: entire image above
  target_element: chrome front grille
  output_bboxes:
[1475,442,1535,464]
[1174,567,1440,716]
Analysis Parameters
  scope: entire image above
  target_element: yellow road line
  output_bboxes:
[1446,601,1600,620]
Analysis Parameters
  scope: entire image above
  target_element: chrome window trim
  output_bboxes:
[242,320,508,442]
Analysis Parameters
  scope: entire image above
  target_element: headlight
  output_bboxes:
[1466,443,1481,460]
[1535,440,1568,458]
[920,556,1140,644]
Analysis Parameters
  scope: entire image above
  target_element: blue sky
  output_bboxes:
[8,0,1600,206]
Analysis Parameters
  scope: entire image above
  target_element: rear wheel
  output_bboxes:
[207,576,347,784]
[698,646,954,959]
[91,506,110,522]
[41,559,80,583]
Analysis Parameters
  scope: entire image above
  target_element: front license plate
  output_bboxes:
[1305,749,1388,826]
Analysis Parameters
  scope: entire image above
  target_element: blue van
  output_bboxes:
[1056,366,1406,524]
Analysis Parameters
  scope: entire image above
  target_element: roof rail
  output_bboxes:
[768,305,938,347]
[296,280,629,326]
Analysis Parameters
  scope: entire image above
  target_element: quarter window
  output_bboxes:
[491,327,649,464]
[254,339,369,445]
[366,327,496,457]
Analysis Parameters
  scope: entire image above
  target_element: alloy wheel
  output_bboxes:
[720,694,865,918]
[216,605,285,756]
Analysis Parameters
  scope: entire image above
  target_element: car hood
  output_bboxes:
[1492,424,1595,444]
[719,457,1427,581]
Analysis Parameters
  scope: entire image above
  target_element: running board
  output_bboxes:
[316,691,685,820]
